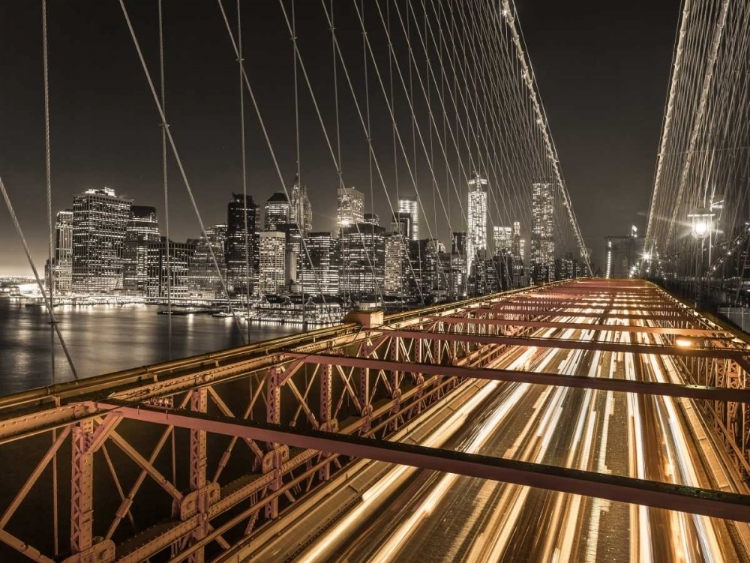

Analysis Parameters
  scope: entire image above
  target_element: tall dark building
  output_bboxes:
[340,223,385,297]
[226,193,260,294]
[531,180,555,283]
[301,232,338,295]
[264,192,290,231]
[72,188,131,293]
[46,210,74,294]
[123,205,160,294]
[146,237,195,298]
[290,179,312,236]
[450,231,468,298]
[452,231,467,256]
[391,212,413,238]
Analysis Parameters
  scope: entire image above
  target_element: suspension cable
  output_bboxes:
[119,0,247,341]
[158,0,172,356]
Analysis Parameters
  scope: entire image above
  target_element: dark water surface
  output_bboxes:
[0,298,300,396]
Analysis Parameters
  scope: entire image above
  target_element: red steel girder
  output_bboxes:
[468,308,693,321]
[380,329,750,367]
[282,353,750,403]
[427,317,733,338]
[488,304,686,314]
[499,299,683,311]
[98,401,750,523]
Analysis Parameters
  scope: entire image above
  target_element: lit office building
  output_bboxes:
[264,192,291,231]
[258,231,287,295]
[384,234,406,296]
[146,238,195,298]
[290,179,312,235]
[189,224,227,297]
[531,180,555,282]
[300,232,338,296]
[450,253,467,299]
[364,213,380,226]
[493,225,512,255]
[398,196,419,240]
[225,193,260,294]
[511,221,526,285]
[467,173,488,278]
[123,205,160,294]
[423,238,445,296]
[72,188,131,293]
[336,187,364,229]
[340,223,385,297]
[48,210,74,294]
[450,231,468,298]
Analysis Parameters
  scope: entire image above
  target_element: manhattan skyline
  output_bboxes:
[0,1,679,275]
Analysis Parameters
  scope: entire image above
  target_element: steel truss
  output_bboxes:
[0,280,748,562]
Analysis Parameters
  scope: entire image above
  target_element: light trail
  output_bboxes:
[293,296,746,563]
[297,331,556,563]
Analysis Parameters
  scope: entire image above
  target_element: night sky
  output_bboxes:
[0,1,679,275]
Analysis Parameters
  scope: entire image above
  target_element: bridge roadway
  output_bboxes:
[0,280,749,562]
[237,292,750,562]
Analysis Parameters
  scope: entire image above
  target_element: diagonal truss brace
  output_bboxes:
[97,400,750,522]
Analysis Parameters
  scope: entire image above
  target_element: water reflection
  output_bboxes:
[0,300,299,396]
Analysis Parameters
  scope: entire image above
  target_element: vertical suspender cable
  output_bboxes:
[362,0,377,306]
[664,0,730,252]
[41,1,61,554]
[387,1,403,306]
[330,0,346,306]
[407,9,425,305]
[42,0,56,385]
[238,0,251,339]
[158,0,172,357]
[292,0,304,326]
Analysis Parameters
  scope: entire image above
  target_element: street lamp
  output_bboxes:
[688,211,713,241]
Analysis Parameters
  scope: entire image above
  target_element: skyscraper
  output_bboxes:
[340,222,385,296]
[398,196,419,241]
[467,173,488,277]
[258,231,286,295]
[531,180,555,282]
[390,212,413,239]
[290,178,312,235]
[264,192,291,231]
[300,232,338,295]
[336,187,364,229]
[226,193,260,294]
[72,188,131,293]
[384,234,405,296]
[364,213,380,226]
[51,210,73,294]
[189,224,227,297]
[123,205,160,293]
[511,221,526,285]
[146,238,195,298]
[493,225,512,255]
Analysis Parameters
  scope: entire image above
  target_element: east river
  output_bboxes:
[0,298,300,396]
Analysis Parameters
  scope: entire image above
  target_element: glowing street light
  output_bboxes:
[693,220,708,238]
[675,338,693,348]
